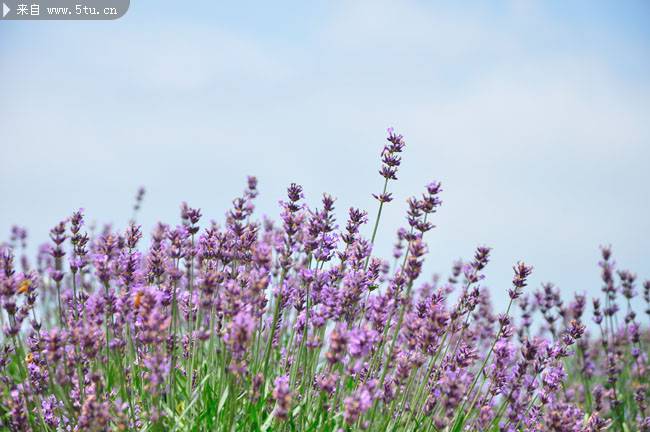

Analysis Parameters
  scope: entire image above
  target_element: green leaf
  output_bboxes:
[450,413,465,432]
[218,385,229,414]
[261,413,274,432]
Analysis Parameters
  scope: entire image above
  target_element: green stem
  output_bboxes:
[450,297,515,429]
[263,269,287,376]
[364,178,389,269]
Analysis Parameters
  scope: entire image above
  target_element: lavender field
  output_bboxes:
[0,129,648,431]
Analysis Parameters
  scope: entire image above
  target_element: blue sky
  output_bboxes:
[1,0,649,313]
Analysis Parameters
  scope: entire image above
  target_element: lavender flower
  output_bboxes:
[0,127,645,432]
[272,375,292,420]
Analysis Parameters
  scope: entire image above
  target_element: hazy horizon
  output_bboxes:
[1,0,649,315]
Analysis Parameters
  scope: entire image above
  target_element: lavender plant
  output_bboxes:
[0,129,648,431]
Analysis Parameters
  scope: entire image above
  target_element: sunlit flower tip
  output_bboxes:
[326,325,348,365]
[133,290,144,309]
[372,192,393,203]
[17,279,30,294]
[567,319,586,340]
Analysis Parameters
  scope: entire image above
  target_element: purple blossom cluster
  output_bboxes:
[0,129,648,431]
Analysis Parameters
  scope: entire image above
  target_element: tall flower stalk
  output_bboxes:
[364,127,405,269]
